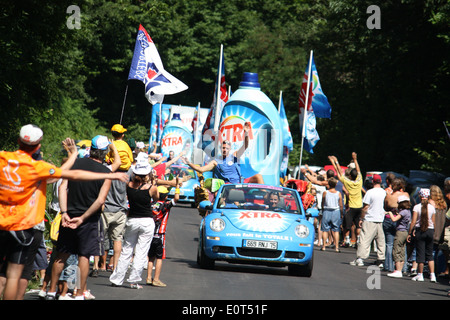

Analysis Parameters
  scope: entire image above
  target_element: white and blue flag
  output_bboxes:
[128,25,187,105]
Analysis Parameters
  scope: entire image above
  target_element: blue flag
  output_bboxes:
[279,96,293,152]
[310,57,332,119]
[298,53,331,154]
[279,94,293,178]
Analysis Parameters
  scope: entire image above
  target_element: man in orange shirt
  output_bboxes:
[0,124,129,300]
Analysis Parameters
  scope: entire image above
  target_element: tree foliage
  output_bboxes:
[1,0,448,174]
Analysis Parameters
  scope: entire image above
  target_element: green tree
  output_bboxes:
[0,0,103,164]
[1,0,447,176]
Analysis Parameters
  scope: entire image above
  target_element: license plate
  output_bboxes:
[243,239,277,250]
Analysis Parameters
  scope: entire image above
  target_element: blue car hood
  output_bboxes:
[217,209,301,233]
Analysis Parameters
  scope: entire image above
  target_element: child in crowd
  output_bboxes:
[106,124,133,172]
[387,195,412,278]
[146,177,180,287]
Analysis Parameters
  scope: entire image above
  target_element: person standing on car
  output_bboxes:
[183,123,263,184]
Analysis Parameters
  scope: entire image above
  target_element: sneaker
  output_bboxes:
[38,290,47,299]
[412,274,424,282]
[374,260,384,269]
[387,271,403,278]
[350,258,364,266]
[152,279,167,287]
[409,269,417,276]
[58,294,74,300]
[430,273,437,283]
[83,290,96,300]
[130,283,143,289]
[45,293,57,300]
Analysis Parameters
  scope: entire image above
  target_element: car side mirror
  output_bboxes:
[199,200,213,211]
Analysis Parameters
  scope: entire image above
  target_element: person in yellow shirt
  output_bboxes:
[0,124,129,300]
[105,124,134,172]
[329,153,364,247]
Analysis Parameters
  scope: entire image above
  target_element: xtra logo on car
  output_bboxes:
[226,211,292,233]
[239,211,282,219]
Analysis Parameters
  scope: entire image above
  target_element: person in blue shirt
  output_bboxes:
[183,123,263,184]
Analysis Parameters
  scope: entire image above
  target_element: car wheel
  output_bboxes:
[197,230,215,269]
[288,254,313,277]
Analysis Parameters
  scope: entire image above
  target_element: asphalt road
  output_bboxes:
[25,203,449,310]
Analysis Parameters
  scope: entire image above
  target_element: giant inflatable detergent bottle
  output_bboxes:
[218,72,283,186]
[160,113,193,160]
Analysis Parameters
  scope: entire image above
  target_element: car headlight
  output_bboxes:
[295,224,309,238]
[210,218,225,232]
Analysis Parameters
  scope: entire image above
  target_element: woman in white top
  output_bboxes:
[407,188,436,282]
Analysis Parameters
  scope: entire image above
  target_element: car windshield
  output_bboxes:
[165,166,196,180]
[217,184,302,214]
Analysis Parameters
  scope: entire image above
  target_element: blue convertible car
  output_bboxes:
[197,184,319,277]
[166,165,200,207]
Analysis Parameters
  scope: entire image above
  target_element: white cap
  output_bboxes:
[136,141,145,149]
[132,162,151,175]
[397,195,410,203]
[91,135,111,150]
[20,124,43,145]
[135,152,149,163]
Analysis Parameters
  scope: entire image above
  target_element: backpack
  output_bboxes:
[49,212,62,241]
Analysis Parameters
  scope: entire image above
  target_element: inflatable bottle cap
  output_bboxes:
[239,72,260,89]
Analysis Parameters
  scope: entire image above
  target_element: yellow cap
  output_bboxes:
[157,186,169,194]
[111,124,127,133]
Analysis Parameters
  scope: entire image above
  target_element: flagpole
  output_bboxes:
[278,90,282,113]
[194,102,200,142]
[213,44,224,157]
[213,44,223,132]
[298,50,314,176]
[119,84,129,124]
[157,102,163,147]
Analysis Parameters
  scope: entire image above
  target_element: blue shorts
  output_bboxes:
[321,209,342,232]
